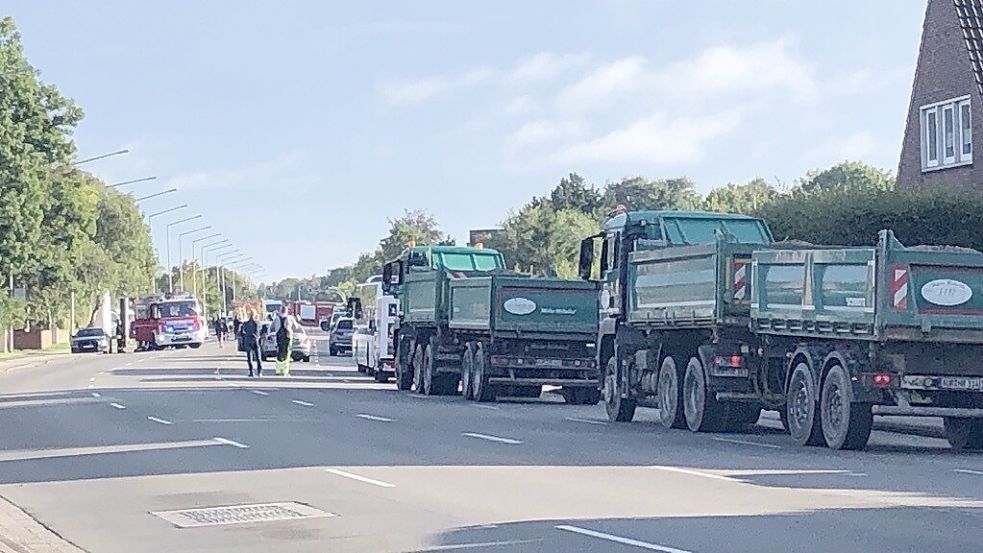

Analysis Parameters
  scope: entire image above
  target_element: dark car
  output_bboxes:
[328,317,354,356]
[71,327,111,354]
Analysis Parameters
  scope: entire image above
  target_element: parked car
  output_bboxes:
[71,327,111,354]
[320,310,347,332]
[328,317,355,356]
[261,323,312,362]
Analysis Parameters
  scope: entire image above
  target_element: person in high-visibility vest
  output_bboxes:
[267,306,302,375]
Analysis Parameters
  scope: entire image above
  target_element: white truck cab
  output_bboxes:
[351,278,398,383]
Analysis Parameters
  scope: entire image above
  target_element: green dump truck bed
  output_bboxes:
[448,275,598,337]
[751,230,983,344]
[626,238,761,328]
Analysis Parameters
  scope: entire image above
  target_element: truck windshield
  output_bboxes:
[437,252,503,271]
[664,218,770,244]
[158,301,198,318]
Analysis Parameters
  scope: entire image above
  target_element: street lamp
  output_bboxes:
[200,242,234,321]
[135,188,177,203]
[108,176,157,188]
[177,226,212,291]
[146,205,188,291]
[73,149,129,166]
[190,235,222,297]
[165,215,203,293]
[215,250,242,316]
[227,258,254,304]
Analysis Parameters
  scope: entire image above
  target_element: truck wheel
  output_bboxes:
[461,343,475,400]
[821,364,873,450]
[396,338,414,391]
[472,343,495,402]
[422,343,436,395]
[413,343,426,394]
[603,357,636,422]
[943,417,983,452]
[683,357,726,432]
[787,362,826,446]
[658,356,686,429]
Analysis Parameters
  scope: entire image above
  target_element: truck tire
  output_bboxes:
[461,343,475,400]
[821,363,873,450]
[472,343,496,402]
[603,357,636,422]
[395,338,414,391]
[786,362,826,446]
[943,417,983,452]
[413,343,426,394]
[422,343,437,396]
[658,356,686,429]
[683,357,727,432]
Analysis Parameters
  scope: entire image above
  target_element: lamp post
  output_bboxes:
[201,243,234,320]
[165,215,203,293]
[177,226,212,292]
[193,236,225,298]
[73,149,129,167]
[147,205,188,291]
[108,176,157,188]
[228,258,254,304]
[216,251,243,316]
[135,188,177,203]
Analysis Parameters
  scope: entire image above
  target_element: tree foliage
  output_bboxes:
[704,178,779,214]
[602,176,702,211]
[797,161,895,195]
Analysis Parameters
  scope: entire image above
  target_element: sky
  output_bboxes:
[5,1,927,282]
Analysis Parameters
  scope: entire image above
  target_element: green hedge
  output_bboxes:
[757,189,983,251]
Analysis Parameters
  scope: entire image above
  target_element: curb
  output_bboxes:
[0,353,75,377]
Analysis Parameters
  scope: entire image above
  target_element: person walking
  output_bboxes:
[213,316,226,348]
[267,305,301,376]
[233,315,242,337]
[241,313,262,377]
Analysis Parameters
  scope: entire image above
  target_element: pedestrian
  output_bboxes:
[213,316,226,348]
[241,312,262,377]
[267,305,301,376]
[233,315,242,337]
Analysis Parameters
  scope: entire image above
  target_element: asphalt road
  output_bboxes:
[1,329,983,553]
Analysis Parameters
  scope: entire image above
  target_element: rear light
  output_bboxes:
[867,373,896,388]
[713,355,743,368]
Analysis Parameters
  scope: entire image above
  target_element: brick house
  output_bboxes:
[898,0,983,192]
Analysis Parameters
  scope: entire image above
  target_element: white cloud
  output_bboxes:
[557,56,649,110]
[378,76,450,105]
[508,52,590,84]
[506,120,582,151]
[549,110,742,165]
[504,95,536,115]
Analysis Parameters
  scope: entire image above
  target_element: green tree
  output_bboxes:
[547,173,603,214]
[501,204,599,277]
[378,209,452,261]
[602,176,702,211]
[798,161,895,195]
[704,178,779,214]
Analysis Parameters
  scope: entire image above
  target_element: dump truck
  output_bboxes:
[383,245,602,403]
[580,209,983,451]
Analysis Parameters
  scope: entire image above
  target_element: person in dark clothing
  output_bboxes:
[213,317,226,348]
[241,313,262,377]
[233,316,242,337]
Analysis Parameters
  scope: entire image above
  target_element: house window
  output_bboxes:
[921,96,972,171]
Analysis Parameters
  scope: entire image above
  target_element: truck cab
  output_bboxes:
[130,293,207,350]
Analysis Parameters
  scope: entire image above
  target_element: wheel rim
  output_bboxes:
[423,346,433,394]
[462,348,472,398]
[790,374,810,432]
[826,377,845,437]
[474,350,484,398]
[684,367,703,425]
[659,366,675,423]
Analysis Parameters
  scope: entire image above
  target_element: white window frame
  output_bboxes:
[921,95,972,172]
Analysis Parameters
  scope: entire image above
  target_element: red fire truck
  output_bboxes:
[130,293,207,350]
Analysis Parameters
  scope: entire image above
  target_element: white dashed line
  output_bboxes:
[91,392,100,398]
[109,402,126,410]
[461,432,522,445]
[325,468,395,488]
[212,437,249,449]
[712,437,782,449]
[564,416,607,426]
[472,404,499,410]
[556,525,694,553]
[292,400,315,407]
[649,465,735,482]
[356,414,393,422]
[250,390,269,396]
[148,416,173,425]
[954,468,983,476]
[87,384,94,389]
[89,378,96,383]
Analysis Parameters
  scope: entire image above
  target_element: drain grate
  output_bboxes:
[152,501,335,528]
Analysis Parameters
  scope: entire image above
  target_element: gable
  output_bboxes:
[955,0,983,96]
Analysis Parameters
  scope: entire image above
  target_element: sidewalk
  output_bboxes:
[0,496,85,553]
[0,350,75,376]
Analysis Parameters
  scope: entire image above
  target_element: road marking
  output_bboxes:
[461,432,522,445]
[325,468,396,488]
[91,392,100,398]
[423,539,544,551]
[954,468,983,476]
[89,377,95,383]
[193,418,272,423]
[712,437,781,449]
[250,390,269,396]
[565,416,608,426]
[556,525,694,553]
[472,404,499,410]
[292,400,315,407]
[148,416,173,425]
[0,439,222,462]
[87,384,94,389]
[109,402,126,410]
[649,465,736,482]
[356,414,393,422]
[212,437,250,449]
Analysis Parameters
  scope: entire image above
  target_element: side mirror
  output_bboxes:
[382,263,393,293]
[578,237,596,281]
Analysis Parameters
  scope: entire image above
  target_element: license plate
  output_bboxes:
[173,335,191,342]
[941,377,983,391]
[535,359,564,368]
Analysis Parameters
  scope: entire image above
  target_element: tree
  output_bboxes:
[547,173,603,214]
[378,209,452,261]
[798,161,895,195]
[501,204,599,277]
[704,178,779,214]
[602,176,702,211]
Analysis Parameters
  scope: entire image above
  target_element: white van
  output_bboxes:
[350,278,398,383]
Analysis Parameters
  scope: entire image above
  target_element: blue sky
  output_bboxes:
[6,1,926,281]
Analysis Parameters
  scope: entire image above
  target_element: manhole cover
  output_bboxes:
[152,502,335,528]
